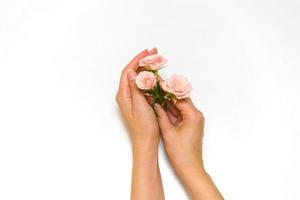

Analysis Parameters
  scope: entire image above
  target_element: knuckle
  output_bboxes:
[191,110,205,122]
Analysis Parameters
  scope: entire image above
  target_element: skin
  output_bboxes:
[116,48,164,200]
[116,49,223,200]
[155,100,224,200]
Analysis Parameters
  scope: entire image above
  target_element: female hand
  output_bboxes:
[116,48,160,154]
[155,99,223,200]
[116,48,164,200]
[155,99,205,170]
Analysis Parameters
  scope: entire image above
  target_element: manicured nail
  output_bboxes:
[127,69,136,80]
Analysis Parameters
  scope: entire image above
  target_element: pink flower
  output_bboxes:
[138,54,167,70]
[135,71,157,90]
[160,74,192,99]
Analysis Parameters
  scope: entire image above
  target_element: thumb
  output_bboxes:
[155,103,172,135]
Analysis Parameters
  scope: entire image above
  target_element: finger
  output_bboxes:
[167,101,180,117]
[125,49,149,72]
[173,98,198,119]
[177,111,183,123]
[155,104,173,134]
[127,69,148,109]
[166,110,178,126]
[145,95,154,105]
[148,47,158,55]
[117,49,149,99]
[137,48,157,73]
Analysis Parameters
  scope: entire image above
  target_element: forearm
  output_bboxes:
[175,160,223,200]
[131,147,164,200]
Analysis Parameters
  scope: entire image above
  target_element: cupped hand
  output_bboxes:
[116,48,160,154]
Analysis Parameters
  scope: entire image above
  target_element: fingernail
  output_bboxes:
[149,47,157,53]
[127,69,136,80]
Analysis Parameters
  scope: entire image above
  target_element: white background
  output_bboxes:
[0,0,299,199]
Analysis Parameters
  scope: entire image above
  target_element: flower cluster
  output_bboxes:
[135,54,192,109]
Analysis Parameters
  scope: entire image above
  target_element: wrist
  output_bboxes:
[172,155,205,174]
[173,159,208,186]
[132,135,159,156]
[132,143,158,161]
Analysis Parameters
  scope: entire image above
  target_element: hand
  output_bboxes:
[116,49,165,200]
[116,48,160,154]
[155,99,223,200]
[155,99,205,170]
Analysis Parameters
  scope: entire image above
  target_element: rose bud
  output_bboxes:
[135,71,157,90]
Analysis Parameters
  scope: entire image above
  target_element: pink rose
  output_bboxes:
[160,74,192,99]
[135,71,157,90]
[138,54,167,70]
